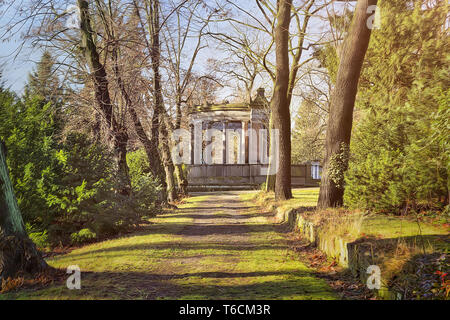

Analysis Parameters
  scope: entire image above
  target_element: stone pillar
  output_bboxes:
[259,124,269,165]
[190,123,194,165]
[254,122,260,164]
[205,121,211,164]
[223,121,227,164]
[193,120,202,165]
[241,121,249,164]
[240,121,244,164]
[248,121,258,164]
[306,162,311,186]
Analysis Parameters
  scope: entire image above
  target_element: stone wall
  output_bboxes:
[274,207,399,299]
[186,164,320,189]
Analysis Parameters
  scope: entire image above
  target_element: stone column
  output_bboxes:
[193,120,202,165]
[254,122,260,164]
[248,121,258,164]
[241,121,248,164]
[205,121,211,164]
[259,124,269,165]
[190,123,194,165]
[223,121,227,164]
[306,162,312,186]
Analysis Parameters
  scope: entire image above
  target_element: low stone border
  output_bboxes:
[275,207,401,299]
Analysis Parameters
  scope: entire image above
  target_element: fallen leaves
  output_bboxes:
[286,231,376,300]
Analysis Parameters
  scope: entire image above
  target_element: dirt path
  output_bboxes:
[153,191,338,299]
[1,191,338,300]
[178,192,252,242]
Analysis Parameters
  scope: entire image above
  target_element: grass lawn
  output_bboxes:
[1,191,337,300]
[246,188,448,240]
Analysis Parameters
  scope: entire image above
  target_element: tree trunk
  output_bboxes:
[128,105,165,179]
[318,0,377,208]
[174,100,188,196]
[78,0,114,128]
[114,129,132,196]
[150,0,177,203]
[0,141,48,280]
[78,0,131,195]
[265,113,275,192]
[174,164,188,196]
[111,41,164,197]
[272,0,293,201]
[130,2,166,192]
[159,112,177,203]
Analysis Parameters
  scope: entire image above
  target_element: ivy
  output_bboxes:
[328,143,350,190]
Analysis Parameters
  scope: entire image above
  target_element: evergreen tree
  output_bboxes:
[0,89,62,224]
[25,51,62,104]
[0,139,48,280]
[344,0,449,213]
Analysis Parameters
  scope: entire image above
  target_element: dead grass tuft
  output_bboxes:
[0,269,64,294]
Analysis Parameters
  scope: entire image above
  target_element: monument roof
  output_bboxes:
[190,88,268,114]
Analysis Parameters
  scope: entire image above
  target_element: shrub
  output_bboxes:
[127,148,161,215]
[70,228,97,245]
[26,224,50,249]
[1,63,160,248]
[35,143,160,245]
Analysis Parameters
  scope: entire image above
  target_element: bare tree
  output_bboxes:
[290,1,355,165]
[137,0,181,203]
[210,0,330,198]
[212,33,267,103]
[270,0,293,200]
[78,0,132,195]
[161,1,214,195]
[0,0,156,196]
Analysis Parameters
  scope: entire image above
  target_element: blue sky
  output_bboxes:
[0,38,41,93]
[0,1,41,93]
